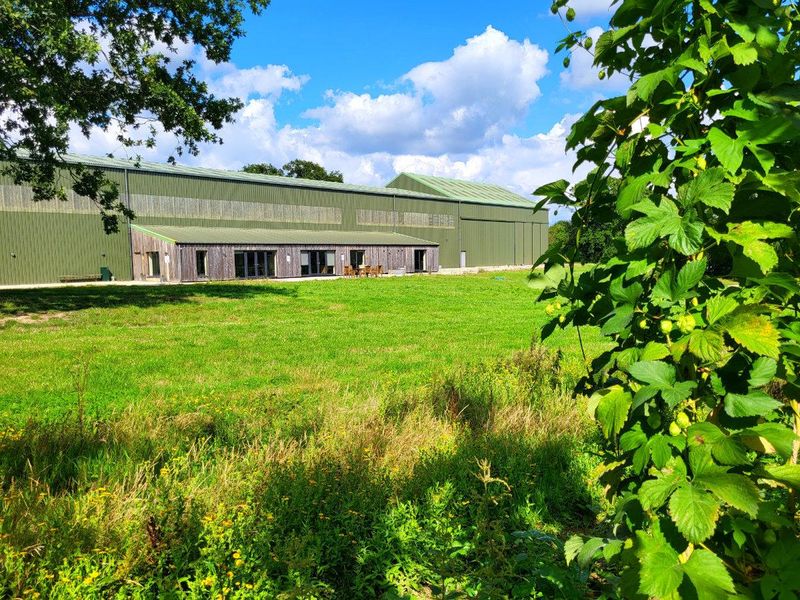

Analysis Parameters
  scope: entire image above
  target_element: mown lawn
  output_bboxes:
[0,270,600,423]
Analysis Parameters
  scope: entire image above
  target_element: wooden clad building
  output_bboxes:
[130,224,439,282]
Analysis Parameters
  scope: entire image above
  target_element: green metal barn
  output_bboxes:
[0,155,548,285]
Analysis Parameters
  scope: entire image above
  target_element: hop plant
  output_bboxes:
[534,1,800,597]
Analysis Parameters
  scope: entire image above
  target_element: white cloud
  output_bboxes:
[69,27,587,224]
[303,26,549,155]
[207,65,308,100]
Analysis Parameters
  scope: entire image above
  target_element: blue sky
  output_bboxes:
[235,0,577,133]
[72,0,625,217]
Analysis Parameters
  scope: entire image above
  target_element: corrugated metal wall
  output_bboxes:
[0,170,132,285]
[0,212,132,285]
[0,167,548,284]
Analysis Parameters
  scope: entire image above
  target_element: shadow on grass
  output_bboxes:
[0,410,244,494]
[0,282,297,316]
[200,432,594,598]
[0,421,593,598]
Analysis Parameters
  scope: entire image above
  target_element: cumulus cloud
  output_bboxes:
[69,27,589,223]
[207,64,308,100]
[68,48,306,160]
[303,26,549,155]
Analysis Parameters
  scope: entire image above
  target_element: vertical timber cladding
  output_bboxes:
[128,171,460,267]
[130,227,180,282]
[172,244,439,281]
[0,171,132,285]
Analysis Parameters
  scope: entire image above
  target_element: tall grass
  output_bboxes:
[0,345,598,598]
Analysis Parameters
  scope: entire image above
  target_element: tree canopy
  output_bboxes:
[1,0,269,232]
[242,159,344,182]
[535,0,800,596]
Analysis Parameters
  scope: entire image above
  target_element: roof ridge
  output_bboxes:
[397,172,535,206]
[55,153,458,201]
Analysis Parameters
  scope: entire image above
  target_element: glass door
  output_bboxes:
[234,251,277,279]
[350,249,365,269]
[300,250,335,276]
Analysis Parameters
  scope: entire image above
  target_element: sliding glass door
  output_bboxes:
[234,251,276,279]
[300,250,335,276]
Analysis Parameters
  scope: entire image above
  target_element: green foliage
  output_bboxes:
[282,159,344,182]
[0,0,269,232]
[242,158,345,182]
[0,345,596,597]
[536,1,800,597]
[241,162,284,176]
[536,178,625,264]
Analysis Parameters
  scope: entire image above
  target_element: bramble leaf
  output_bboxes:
[724,391,782,417]
[636,531,684,598]
[594,386,632,439]
[748,357,777,387]
[722,312,780,358]
[683,549,736,599]
[669,484,720,543]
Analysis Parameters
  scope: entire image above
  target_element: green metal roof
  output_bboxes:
[131,224,437,246]
[57,154,457,203]
[40,153,539,210]
[386,172,536,208]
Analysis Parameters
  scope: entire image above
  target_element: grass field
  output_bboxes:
[0,271,605,598]
[0,271,599,423]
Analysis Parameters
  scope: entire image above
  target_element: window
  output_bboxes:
[147,252,160,277]
[196,250,208,278]
[414,249,428,272]
[234,251,276,279]
[235,252,246,278]
[300,250,335,276]
[349,250,365,269]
